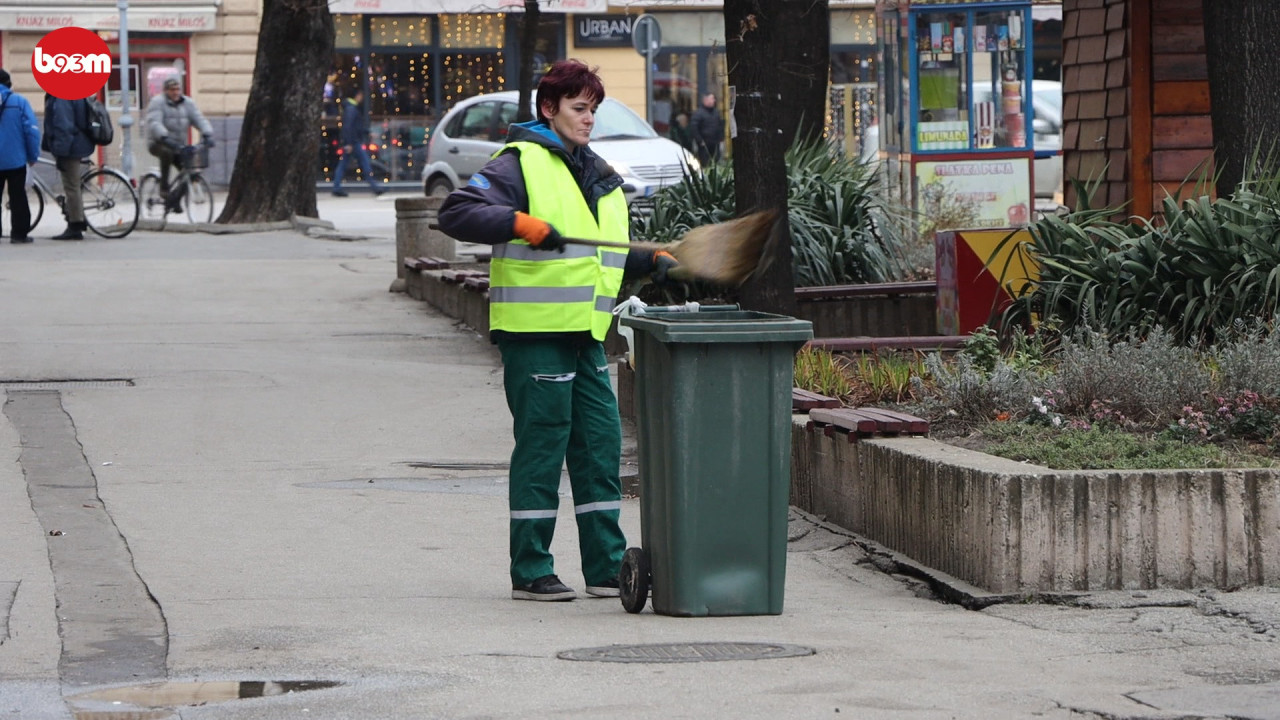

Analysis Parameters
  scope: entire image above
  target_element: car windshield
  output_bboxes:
[591,98,657,141]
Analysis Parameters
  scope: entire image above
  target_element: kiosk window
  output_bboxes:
[915,11,968,150]
[972,10,1028,150]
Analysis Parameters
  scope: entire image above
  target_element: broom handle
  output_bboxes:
[426,224,666,254]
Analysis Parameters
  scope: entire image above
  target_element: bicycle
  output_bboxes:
[139,144,214,226]
[2,156,139,239]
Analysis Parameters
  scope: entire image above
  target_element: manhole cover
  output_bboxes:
[557,642,815,663]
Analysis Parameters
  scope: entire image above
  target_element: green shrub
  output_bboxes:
[1000,160,1280,346]
[632,136,912,288]
[1049,327,1208,424]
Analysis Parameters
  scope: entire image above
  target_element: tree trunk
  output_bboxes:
[515,0,541,124]
[217,0,334,223]
[723,0,829,314]
[1203,0,1280,198]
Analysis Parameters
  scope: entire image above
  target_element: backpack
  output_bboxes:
[83,96,114,146]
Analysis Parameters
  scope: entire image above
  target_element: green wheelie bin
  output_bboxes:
[618,306,813,616]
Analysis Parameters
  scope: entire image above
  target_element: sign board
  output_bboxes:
[915,157,1032,229]
[574,14,633,47]
[631,14,661,56]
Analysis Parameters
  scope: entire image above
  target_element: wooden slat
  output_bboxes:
[806,336,968,353]
[857,407,930,434]
[1153,149,1214,183]
[463,276,490,292]
[1152,81,1211,115]
[1152,53,1208,82]
[1152,116,1213,149]
[792,388,841,412]
[793,281,937,301]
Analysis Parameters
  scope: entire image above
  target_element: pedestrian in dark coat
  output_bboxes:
[0,69,41,243]
[42,94,95,240]
[690,93,724,166]
[668,112,696,155]
[332,89,383,196]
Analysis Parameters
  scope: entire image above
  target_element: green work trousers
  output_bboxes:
[498,336,627,587]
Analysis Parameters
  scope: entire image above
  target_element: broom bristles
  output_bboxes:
[631,210,779,286]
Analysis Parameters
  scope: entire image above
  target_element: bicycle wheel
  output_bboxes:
[3,184,44,237]
[81,168,139,238]
[138,173,167,225]
[184,175,214,224]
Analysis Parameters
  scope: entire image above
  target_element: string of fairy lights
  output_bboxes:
[322,13,507,184]
[323,9,880,184]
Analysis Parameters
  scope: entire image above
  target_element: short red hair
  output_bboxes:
[535,59,605,121]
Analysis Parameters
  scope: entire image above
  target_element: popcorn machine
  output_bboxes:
[875,0,1037,233]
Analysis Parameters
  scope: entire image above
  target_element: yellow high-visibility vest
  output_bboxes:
[488,141,629,341]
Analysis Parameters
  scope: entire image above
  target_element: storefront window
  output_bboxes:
[439,14,505,48]
[335,14,362,49]
[370,16,432,47]
[440,53,505,105]
[320,12,542,186]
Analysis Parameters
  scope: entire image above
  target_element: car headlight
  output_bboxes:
[683,152,701,173]
[610,162,633,179]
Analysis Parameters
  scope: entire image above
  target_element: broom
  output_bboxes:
[561,209,780,286]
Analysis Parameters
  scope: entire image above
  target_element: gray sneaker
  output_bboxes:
[512,574,576,601]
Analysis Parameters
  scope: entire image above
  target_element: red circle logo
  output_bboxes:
[31,27,111,100]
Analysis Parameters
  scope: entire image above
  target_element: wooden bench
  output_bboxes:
[805,336,969,353]
[807,407,930,442]
[792,388,841,412]
[441,269,486,284]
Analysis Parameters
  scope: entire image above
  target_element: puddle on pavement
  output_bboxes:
[68,680,341,719]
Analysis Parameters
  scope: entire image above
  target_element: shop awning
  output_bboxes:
[329,0,607,13]
[0,1,219,32]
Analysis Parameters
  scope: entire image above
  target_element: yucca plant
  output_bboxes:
[632,135,913,288]
[997,150,1280,348]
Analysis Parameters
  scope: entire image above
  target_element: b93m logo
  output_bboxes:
[32,26,111,100]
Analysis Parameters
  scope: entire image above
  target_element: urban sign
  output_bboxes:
[574,14,634,48]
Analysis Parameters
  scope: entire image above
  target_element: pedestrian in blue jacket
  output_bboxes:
[0,69,41,243]
[42,94,95,240]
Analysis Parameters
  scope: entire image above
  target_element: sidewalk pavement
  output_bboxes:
[1,192,1279,719]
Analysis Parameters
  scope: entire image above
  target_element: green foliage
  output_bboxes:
[794,348,853,400]
[913,352,1037,421]
[632,136,912,288]
[1049,327,1209,424]
[998,155,1280,347]
[849,351,925,404]
[973,422,1273,470]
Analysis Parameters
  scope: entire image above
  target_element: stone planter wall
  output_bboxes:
[792,427,1280,593]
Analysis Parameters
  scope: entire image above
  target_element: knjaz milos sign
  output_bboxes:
[574,14,635,48]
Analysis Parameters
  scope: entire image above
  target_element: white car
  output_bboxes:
[421,90,698,204]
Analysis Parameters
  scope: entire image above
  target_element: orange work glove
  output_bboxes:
[512,211,565,252]
[651,249,680,285]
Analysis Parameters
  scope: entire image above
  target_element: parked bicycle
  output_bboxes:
[2,156,139,239]
[139,143,214,225]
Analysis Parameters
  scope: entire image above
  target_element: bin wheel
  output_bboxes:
[620,547,650,614]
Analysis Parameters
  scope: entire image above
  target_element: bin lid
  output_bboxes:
[620,309,814,344]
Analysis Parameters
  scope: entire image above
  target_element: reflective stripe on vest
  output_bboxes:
[489,142,629,341]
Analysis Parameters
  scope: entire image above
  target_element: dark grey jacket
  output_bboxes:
[42,96,94,159]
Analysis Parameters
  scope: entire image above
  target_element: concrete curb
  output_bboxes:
[135,214,339,236]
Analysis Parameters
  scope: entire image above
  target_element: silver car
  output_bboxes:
[420,91,698,203]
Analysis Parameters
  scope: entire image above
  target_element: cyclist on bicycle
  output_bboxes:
[146,77,215,213]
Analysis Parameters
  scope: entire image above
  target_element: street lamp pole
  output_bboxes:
[117,0,134,180]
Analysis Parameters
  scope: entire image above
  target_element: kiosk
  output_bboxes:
[876,0,1037,233]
